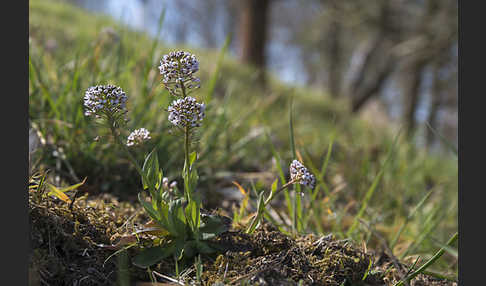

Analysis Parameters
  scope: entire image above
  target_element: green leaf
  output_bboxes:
[183,240,197,259]
[138,193,161,222]
[195,240,215,254]
[270,178,278,196]
[36,171,49,195]
[205,33,231,104]
[57,177,87,193]
[200,214,229,239]
[157,201,178,236]
[188,167,199,193]
[173,239,186,261]
[425,122,457,157]
[185,200,200,231]
[133,221,169,237]
[46,183,71,203]
[288,96,303,233]
[45,177,87,204]
[168,199,187,238]
[246,192,266,234]
[394,232,458,286]
[142,148,161,192]
[390,189,434,249]
[132,244,175,268]
[189,151,197,167]
[347,128,402,237]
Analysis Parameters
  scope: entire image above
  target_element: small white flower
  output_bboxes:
[158,51,200,95]
[289,160,316,190]
[167,96,205,129]
[84,84,127,118]
[126,128,151,147]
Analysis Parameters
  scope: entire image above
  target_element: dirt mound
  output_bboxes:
[28,192,456,286]
[29,191,148,285]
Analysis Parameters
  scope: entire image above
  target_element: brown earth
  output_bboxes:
[29,191,457,286]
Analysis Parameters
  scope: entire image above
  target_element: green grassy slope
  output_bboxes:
[29,0,457,276]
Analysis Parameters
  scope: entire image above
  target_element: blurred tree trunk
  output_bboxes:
[401,57,427,137]
[425,43,453,148]
[351,58,395,113]
[349,0,398,113]
[238,0,271,85]
[402,0,441,137]
[223,0,239,50]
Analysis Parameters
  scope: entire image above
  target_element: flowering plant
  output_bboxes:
[83,51,317,272]
[245,159,316,234]
[84,51,228,270]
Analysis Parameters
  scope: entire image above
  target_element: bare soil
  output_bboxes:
[29,192,457,286]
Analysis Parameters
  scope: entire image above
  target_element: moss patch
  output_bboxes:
[29,191,456,286]
[29,191,147,285]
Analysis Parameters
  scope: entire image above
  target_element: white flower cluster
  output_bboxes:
[289,160,316,190]
[163,177,178,190]
[168,96,206,129]
[126,128,151,147]
[84,84,127,118]
[158,51,200,95]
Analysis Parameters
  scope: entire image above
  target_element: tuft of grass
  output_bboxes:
[394,232,458,286]
[346,128,402,238]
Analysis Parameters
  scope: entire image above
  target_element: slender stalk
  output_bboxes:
[184,125,192,204]
[264,180,296,206]
[179,77,200,235]
[288,97,300,235]
[181,82,187,98]
[247,179,297,233]
[180,80,193,205]
[292,191,297,234]
[107,115,143,178]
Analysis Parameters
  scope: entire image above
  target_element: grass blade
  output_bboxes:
[394,232,458,286]
[205,33,232,104]
[390,189,434,249]
[346,129,402,237]
[288,96,303,233]
[425,122,457,157]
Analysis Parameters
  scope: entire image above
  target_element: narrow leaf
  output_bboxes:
[347,129,402,237]
[56,177,87,193]
[47,184,71,203]
[132,244,175,268]
[142,148,160,192]
[138,193,161,222]
[189,151,197,167]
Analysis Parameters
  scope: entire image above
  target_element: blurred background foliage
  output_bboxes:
[29,0,457,276]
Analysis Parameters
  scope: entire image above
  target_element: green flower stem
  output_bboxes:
[184,125,192,204]
[292,191,297,234]
[179,79,199,235]
[107,116,144,179]
[180,79,193,205]
[264,179,297,206]
[181,82,187,99]
[246,179,298,234]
